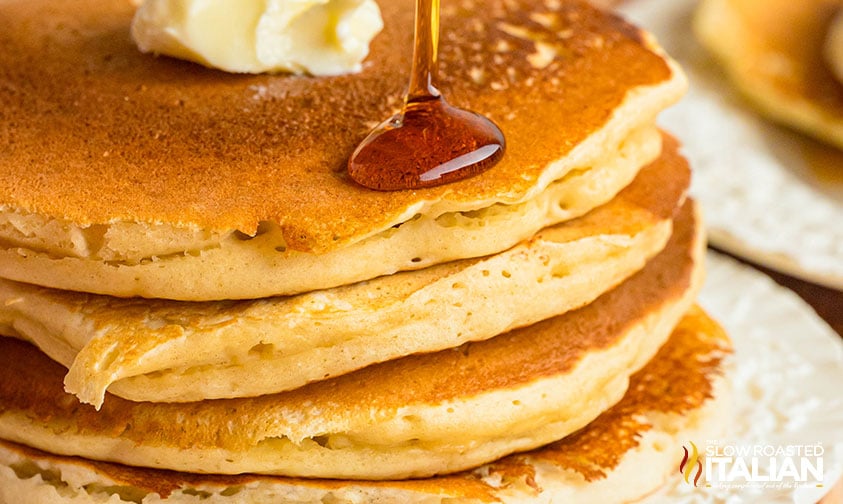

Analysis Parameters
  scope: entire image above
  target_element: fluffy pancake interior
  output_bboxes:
[0,197,705,479]
[0,133,690,407]
[0,121,667,301]
[0,305,732,504]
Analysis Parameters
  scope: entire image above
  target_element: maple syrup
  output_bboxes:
[348,0,505,191]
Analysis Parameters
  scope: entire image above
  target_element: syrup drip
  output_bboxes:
[347,0,506,191]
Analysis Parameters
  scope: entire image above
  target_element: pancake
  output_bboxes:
[826,8,843,84]
[0,0,685,300]
[0,133,690,407]
[0,305,731,503]
[0,198,705,479]
[694,0,843,150]
[0,124,659,302]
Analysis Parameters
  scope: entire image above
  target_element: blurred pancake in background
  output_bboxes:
[621,0,843,290]
[695,0,843,150]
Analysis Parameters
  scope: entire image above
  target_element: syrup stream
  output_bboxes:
[347,0,505,191]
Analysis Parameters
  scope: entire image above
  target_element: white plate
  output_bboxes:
[620,0,843,290]
[647,251,843,503]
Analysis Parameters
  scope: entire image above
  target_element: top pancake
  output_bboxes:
[0,0,679,252]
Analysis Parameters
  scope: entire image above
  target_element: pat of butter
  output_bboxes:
[131,0,384,75]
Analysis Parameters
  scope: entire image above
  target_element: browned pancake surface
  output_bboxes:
[0,305,728,501]
[0,193,697,456]
[36,132,688,362]
[487,305,730,484]
[0,0,672,250]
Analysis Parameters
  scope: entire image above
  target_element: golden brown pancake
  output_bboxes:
[0,0,676,238]
[695,0,843,149]
[0,0,685,299]
[0,198,705,479]
[0,133,690,407]
[0,306,731,503]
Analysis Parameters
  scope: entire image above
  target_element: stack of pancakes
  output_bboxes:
[0,0,732,502]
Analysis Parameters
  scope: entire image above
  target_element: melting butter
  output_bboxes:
[131,0,384,75]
